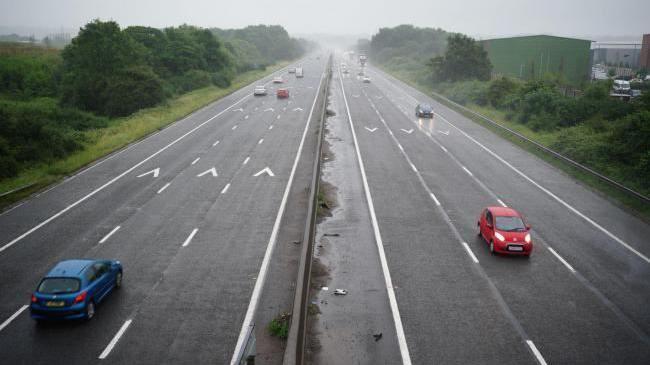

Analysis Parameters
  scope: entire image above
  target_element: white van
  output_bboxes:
[295,67,304,78]
[612,80,631,95]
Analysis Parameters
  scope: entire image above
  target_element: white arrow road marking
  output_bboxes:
[197,167,218,177]
[293,107,303,111]
[352,94,360,98]
[365,127,377,132]
[400,128,414,134]
[0,305,28,332]
[438,130,450,135]
[233,108,244,112]
[182,228,198,247]
[137,168,159,178]
[253,167,275,177]
[264,108,274,112]
[99,319,133,359]
[99,226,121,244]
[191,157,200,165]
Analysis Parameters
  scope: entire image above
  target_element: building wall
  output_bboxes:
[640,34,650,69]
[482,35,591,86]
[591,47,641,69]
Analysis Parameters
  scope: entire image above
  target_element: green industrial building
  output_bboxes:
[481,35,592,86]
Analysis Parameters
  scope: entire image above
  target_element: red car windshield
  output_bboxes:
[495,216,526,232]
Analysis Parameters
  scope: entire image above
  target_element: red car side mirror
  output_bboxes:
[526,224,531,230]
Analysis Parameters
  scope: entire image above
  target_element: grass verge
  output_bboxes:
[378,66,650,221]
[0,61,289,211]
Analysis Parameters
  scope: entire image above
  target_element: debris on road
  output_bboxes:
[333,289,347,295]
[373,333,383,341]
[323,233,340,237]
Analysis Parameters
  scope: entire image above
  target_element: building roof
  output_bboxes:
[481,34,592,43]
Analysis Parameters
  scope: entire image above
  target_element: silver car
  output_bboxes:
[253,86,267,96]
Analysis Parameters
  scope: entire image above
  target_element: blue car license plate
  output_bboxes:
[45,301,65,307]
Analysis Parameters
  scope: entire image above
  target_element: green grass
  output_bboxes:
[0,61,289,210]
[268,312,291,339]
[379,65,650,221]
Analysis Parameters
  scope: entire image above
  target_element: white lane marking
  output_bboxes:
[244,115,249,120]
[497,199,507,207]
[137,168,160,178]
[376,69,649,264]
[365,127,377,132]
[99,226,121,244]
[388,130,394,136]
[397,144,404,152]
[258,138,264,145]
[196,167,218,177]
[433,113,650,264]
[233,108,244,112]
[264,108,274,112]
[232,125,238,130]
[243,157,250,165]
[231,70,326,365]
[526,340,548,365]
[282,107,287,111]
[430,193,441,206]
[98,319,133,359]
[438,130,450,135]
[253,167,275,177]
[157,182,171,194]
[338,68,412,365]
[461,166,473,176]
[439,145,448,153]
[547,246,576,273]
[400,128,414,134]
[212,140,220,147]
[268,125,274,130]
[276,115,281,120]
[409,163,418,173]
[293,107,303,111]
[221,183,231,194]
[0,89,255,254]
[182,228,198,247]
[191,157,200,165]
[0,305,28,332]
[461,242,480,263]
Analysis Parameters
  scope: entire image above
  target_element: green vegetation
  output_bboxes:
[268,312,291,339]
[366,24,650,217]
[0,19,303,205]
[430,34,492,82]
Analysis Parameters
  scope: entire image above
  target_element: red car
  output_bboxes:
[478,206,532,256]
[276,88,289,98]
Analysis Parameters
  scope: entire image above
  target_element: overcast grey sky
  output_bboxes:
[1,0,649,39]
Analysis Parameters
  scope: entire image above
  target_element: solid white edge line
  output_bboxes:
[98,319,133,359]
[0,88,254,254]
[221,183,231,194]
[230,69,326,365]
[339,66,412,365]
[461,166,473,176]
[181,228,198,247]
[99,225,121,244]
[526,340,549,365]
[373,68,649,265]
[0,305,28,332]
[429,193,441,206]
[157,182,171,194]
[191,157,200,165]
[410,163,418,173]
[497,199,507,207]
[243,157,250,165]
[547,246,577,273]
[461,242,480,263]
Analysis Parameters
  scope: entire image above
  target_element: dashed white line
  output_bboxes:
[221,183,231,194]
[99,226,121,244]
[182,228,198,247]
[98,319,133,359]
[232,125,238,130]
[429,192,441,206]
[461,242,479,263]
[258,138,264,145]
[547,246,576,273]
[461,166,473,176]
[212,140,220,147]
[0,305,28,332]
[526,340,548,365]
[497,199,507,207]
[243,157,250,165]
[191,157,200,165]
[269,125,274,130]
[157,182,171,194]
[276,115,281,120]
[244,114,249,120]
[439,145,448,153]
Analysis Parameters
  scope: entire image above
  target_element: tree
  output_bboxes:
[429,34,492,82]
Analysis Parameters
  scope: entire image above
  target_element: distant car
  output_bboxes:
[288,67,296,74]
[415,103,434,118]
[612,79,631,95]
[273,76,284,83]
[295,67,304,78]
[478,207,532,256]
[362,76,371,83]
[253,85,267,96]
[31,259,123,321]
[276,88,289,98]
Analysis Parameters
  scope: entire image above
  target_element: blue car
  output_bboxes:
[30,259,123,321]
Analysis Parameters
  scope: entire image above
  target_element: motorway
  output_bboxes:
[307,58,650,364]
[0,56,328,364]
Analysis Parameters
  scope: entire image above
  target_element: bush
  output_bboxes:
[102,65,165,117]
[171,69,212,92]
[487,77,519,107]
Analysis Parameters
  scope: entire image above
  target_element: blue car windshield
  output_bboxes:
[38,278,81,294]
[495,216,526,232]
[420,105,432,112]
